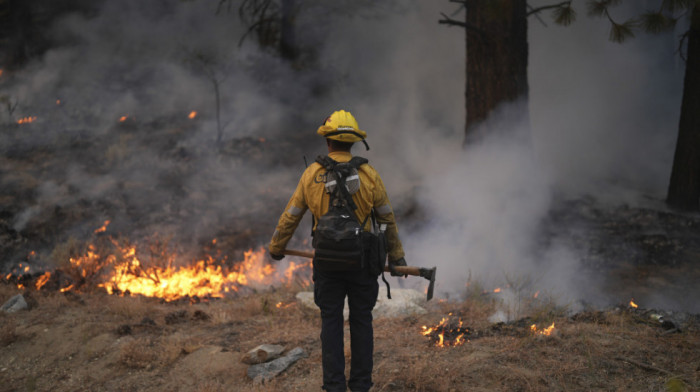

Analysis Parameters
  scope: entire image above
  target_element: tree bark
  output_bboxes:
[279,0,298,61]
[667,6,700,211]
[464,0,529,143]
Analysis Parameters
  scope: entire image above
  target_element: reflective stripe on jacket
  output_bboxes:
[269,151,405,262]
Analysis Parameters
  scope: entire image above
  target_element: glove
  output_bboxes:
[389,257,407,277]
[270,253,285,261]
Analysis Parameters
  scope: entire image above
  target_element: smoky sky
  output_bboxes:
[1,1,692,310]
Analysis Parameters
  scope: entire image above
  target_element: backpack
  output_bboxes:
[312,155,392,297]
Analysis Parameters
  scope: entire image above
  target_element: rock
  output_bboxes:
[295,287,427,320]
[247,347,307,383]
[241,344,285,364]
[1,294,29,313]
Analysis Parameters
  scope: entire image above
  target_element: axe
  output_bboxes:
[282,249,437,301]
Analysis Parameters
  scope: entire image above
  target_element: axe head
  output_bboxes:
[419,266,437,301]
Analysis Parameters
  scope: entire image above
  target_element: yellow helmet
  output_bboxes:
[317,110,369,150]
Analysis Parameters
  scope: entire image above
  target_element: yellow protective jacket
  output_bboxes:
[269,151,405,262]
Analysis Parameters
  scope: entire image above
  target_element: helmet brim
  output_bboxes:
[317,125,367,143]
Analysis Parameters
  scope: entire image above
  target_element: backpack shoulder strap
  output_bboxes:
[315,155,337,171]
[348,156,368,169]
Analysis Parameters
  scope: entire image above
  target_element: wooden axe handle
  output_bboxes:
[282,249,421,276]
[283,249,314,258]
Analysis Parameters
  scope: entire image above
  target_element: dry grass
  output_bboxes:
[0,284,698,392]
[118,336,160,369]
[0,314,19,347]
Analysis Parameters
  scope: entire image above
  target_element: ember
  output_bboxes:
[188,111,197,119]
[119,115,128,122]
[629,299,638,308]
[94,220,110,234]
[421,314,470,347]
[17,116,37,124]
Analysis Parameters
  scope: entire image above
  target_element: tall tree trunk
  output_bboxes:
[667,6,700,211]
[279,0,298,62]
[464,0,529,143]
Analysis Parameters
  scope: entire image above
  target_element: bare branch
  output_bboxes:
[439,12,467,28]
[526,1,572,16]
[438,12,486,37]
[527,5,549,27]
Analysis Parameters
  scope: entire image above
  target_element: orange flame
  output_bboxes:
[35,272,51,290]
[17,116,37,124]
[188,111,197,119]
[493,287,502,293]
[530,322,556,336]
[94,220,111,234]
[629,300,638,308]
[421,315,468,347]
[533,290,540,299]
[83,244,313,302]
[119,116,128,122]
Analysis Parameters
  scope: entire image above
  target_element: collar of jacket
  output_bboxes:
[327,151,352,162]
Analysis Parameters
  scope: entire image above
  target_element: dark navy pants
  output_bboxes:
[313,267,379,392]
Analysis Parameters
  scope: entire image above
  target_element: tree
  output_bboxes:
[667,5,700,210]
[587,0,700,210]
[440,0,574,144]
[443,0,700,211]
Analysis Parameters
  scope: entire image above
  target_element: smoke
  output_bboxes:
[0,1,692,311]
[317,1,690,311]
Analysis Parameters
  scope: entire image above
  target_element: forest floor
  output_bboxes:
[1,282,699,392]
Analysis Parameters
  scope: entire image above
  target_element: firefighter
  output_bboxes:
[269,109,406,392]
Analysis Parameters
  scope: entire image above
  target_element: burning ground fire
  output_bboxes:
[421,313,470,347]
[530,322,556,336]
[6,223,312,302]
[421,313,560,346]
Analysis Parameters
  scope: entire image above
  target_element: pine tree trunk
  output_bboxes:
[667,6,700,211]
[464,0,529,143]
[279,0,298,62]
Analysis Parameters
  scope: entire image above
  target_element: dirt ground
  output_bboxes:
[1,283,698,392]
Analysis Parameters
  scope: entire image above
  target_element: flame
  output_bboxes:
[94,220,111,234]
[17,116,37,124]
[493,287,502,293]
[15,220,313,300]
[530,322,556,336]
[188,111,197,119]
[35,272,51,290]
[629,300,638,308]
[421,315,468,347]
[56,99,61,105]
[79,243,313,301]
[119,116,128,122]
[533,290,540,299]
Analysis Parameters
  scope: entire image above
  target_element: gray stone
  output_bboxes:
[1,294,29,313]
[295,287,427,320]
[241,344,285,364]
[247,347,307,383]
